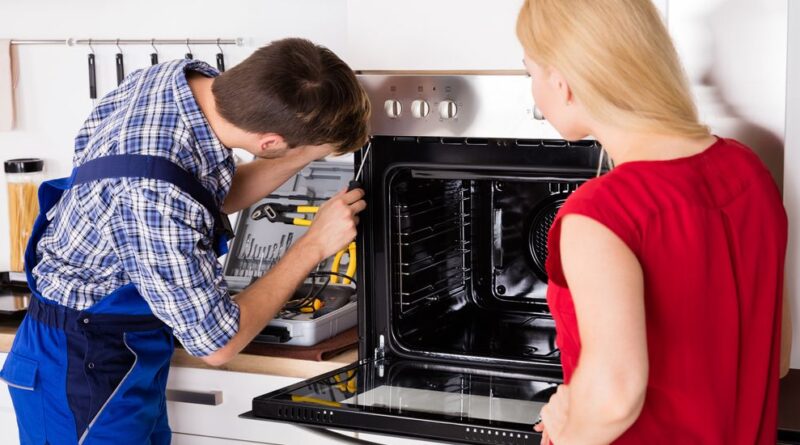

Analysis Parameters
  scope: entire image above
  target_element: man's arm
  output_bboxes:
[203,187,365,366]
[221,145,337,215]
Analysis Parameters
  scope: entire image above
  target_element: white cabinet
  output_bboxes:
[354,433,455,445]
[172,433,270,445]
[0,353,20,445]
[165,366,359,445]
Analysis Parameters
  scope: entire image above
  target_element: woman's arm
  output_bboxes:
[540,214,649,445]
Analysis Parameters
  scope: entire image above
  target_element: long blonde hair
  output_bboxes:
[516,0,709,138]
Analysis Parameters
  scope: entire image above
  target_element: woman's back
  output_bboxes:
[546,137,787,443]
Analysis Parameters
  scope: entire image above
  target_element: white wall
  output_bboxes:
[0,0,347,271]
[346,0,668,71]
[785,0,800,369]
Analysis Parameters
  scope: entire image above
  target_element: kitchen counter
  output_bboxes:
[0,319,356,380]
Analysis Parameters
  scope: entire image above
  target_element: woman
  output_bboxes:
[516,1,790,444]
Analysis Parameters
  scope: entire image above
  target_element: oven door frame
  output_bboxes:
[242,356,562,445]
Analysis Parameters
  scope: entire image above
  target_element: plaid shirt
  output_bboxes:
[32,59,239,356]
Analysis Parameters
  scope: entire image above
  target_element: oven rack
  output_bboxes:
[398,245,471,276]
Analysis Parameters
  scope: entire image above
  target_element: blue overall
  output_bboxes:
[0,155,232,444]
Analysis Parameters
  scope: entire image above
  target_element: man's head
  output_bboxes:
[212,38,371,158]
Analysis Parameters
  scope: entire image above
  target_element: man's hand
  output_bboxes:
[535,384,570,445]
[302,188,366,261]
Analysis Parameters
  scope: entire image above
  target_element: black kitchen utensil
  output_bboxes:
[150,39,159,66]
[184,39,193,60]
[115,40,124,86]
[215,39,225,72]
[87,40,97,99]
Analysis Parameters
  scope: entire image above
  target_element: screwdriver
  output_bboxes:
[347,141,372,192]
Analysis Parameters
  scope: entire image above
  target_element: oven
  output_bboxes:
[244,72,604,444]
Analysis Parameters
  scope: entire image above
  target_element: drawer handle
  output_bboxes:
[166,389,223,406]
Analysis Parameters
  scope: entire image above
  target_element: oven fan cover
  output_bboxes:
[527,197,566,281]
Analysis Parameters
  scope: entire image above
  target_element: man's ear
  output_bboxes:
[254,133,288,156]
[548,68,574,106]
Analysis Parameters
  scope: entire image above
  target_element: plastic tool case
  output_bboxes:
[222,159,357,346]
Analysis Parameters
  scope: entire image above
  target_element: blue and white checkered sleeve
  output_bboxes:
[110,178,240,357]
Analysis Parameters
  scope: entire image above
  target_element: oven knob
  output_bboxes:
[384,99,402,119]
[411,100,430,118]
[439,100,458,119]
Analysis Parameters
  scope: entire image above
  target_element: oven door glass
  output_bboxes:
[245,358,558,444]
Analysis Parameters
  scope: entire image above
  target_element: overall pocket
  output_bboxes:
[0,351,46,444]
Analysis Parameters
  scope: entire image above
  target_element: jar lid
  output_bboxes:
[4,158,44,174]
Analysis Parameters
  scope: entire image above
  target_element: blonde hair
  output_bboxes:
[516,0,710,139]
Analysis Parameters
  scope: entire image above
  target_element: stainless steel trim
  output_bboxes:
[166,389,223,406]
[10,38,243,46]
[357,73,562,139]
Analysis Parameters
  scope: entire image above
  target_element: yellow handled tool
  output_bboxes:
[331,242,356,285]
[251,202,357,284]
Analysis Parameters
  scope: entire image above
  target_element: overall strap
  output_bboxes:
[73,155,233,254]
[74,155,219,216]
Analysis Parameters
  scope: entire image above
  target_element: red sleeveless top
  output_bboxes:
[545,138,787,444]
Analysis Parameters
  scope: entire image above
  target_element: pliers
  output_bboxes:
[331,242,356,285]
[251,203,356,285]
[251,203,318,226]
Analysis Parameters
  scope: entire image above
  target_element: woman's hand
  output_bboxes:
[535,384,570,445]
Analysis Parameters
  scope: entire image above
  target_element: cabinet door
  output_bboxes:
[172,433,274,445]
[167,366,358,444]
[0,353,20,445]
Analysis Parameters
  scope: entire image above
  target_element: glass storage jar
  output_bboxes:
[5,158,44,272]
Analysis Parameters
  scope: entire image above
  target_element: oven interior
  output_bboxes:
[380,151,592,369]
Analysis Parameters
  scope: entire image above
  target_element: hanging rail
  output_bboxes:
[9,38,243,46]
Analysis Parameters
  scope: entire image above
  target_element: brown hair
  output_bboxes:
[212,38,371,155]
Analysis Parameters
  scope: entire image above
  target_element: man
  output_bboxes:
[0,38,369,444]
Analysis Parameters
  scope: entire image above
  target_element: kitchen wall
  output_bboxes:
[785,0,800,370]
[0,0,796,367]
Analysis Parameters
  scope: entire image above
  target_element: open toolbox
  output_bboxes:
[222,159,358,346]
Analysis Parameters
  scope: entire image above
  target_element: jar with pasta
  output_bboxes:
[5,158,43,272]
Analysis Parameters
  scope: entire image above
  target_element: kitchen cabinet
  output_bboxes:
[172,434,270,445]
[166,365,361,444]
[0,353,20,442]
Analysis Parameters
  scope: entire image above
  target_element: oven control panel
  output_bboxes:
[357,73,562,139]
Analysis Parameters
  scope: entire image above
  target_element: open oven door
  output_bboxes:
[242,357,558,444]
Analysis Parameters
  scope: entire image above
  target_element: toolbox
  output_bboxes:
[222,159,358,347]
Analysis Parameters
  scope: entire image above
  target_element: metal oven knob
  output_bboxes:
[384,99,402,119]
[439,100,458,119]
[410,99,430,118]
